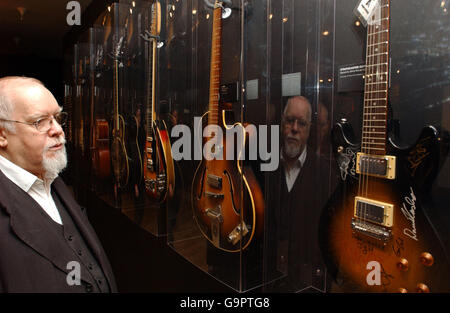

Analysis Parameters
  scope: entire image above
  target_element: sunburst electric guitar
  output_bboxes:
[143,0,175,202]
[191,0,264,252]
[319,0,450,293]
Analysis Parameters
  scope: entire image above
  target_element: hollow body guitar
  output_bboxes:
[110,41,130,193]
[319,0,450,292]
[191,1,264,252]
[143,0,175,202]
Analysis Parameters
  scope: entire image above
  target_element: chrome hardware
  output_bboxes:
[205,191,224,199]
[227,222,249,245]
[207,174,222,189]
[354,197,394,227]
[351,218,392,243]
[356,153,396,179]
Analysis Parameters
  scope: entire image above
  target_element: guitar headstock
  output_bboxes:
[151,1,161,37]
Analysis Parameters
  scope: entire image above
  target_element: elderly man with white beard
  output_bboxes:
[265,96,336,292]
[0,76,116,293]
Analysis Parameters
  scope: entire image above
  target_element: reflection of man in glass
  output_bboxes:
[281,96,312,192]
[266,96,335,292]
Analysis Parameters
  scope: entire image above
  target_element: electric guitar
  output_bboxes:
[110,34,130,194]
[191,0,264,252]
[143,0,175,202]
[319,0,450,292]
[124,10,144,193]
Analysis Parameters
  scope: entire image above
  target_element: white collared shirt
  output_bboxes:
[281,146,307,193]
[0,154,63,225]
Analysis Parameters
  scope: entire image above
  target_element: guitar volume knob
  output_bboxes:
[398,288,408,293]
[416,283,430,293]
[396,258,409,272]
[419,252,434,267]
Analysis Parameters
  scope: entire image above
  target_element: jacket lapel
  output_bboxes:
[0,170,78,277]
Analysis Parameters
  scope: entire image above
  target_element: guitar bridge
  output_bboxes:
[356,153,396,179]
[351,218,392,244]
[207,174,222,189]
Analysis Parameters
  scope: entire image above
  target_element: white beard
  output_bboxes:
[42,138,67,180]
[283,139,302,159]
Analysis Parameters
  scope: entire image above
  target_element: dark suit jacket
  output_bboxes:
[265,148,337,291]
[0,169,117,292]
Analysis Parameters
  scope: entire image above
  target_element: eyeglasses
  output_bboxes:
[282,115,310,129]
[0,112,68,133]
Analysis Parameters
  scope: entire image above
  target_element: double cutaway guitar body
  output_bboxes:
[191,119,265,253]
[319,119,450,293]
[144,120,175,202]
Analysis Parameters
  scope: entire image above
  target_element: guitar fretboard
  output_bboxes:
[361,0,390,156]
[208,1,222,126]
[146,2,160,135]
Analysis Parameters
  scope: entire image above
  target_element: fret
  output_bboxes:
[362,147,385,151]
[362,136,385,141]
[365,63,388,67]
[362,142,385,146]
[362,113,386,116]
[364,91,387,95]
[367,41,388,47]
[363,125,386,128]
[364,98,387,101]
[368,29,388,37]
[367,52,388,58]
[368,17,389,24]
[365,81,388,86]
[365,131,386,135]
[365,72,388,77]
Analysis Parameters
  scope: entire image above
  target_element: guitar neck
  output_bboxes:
[146,2,161,135]
[113,59,120,132]
[361,0,390,156]
[208,1,223,126]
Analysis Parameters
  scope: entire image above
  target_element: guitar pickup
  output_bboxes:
[205,192,224,199]
[147,159,154,171]
[354,196,394,227]
[146,136,153,142]
[227,222,250,245]
[147,147,153,154]
[207,174,222,189]
[356,153,396,179]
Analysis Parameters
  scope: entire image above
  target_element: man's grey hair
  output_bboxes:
[0,76,45,133]
[282,95,312,122]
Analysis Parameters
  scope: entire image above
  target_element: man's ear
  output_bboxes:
[0,129,8,148]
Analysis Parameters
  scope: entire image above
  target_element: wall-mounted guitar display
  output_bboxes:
[62,0,450,293]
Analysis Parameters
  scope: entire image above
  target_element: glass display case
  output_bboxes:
[63,0,450,293]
